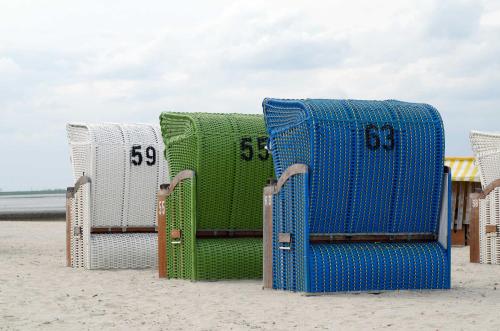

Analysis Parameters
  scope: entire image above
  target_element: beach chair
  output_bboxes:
[469,131,500,264]
[445,157,481,245]
[66,123,168,269]
[262,99,451,293]
[157,113,274,280]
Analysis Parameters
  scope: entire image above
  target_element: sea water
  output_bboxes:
[0,193,66,215]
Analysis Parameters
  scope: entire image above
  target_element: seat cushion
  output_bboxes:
[196,238,262,280]
[309,242,449,292]
[88,233,157,269]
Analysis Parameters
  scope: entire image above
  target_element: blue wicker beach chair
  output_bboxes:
[262,99,451,293]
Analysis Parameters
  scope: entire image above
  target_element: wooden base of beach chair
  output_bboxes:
[452,228,466,246]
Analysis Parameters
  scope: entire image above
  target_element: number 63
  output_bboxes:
[365,124,395,151]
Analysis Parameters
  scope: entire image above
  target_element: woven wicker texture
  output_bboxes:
[160,113,274,279]
[89,233,158,269]
[164,178,196,279]
[272,172,309,292]
[196,238,263,279]
[470,131,500,264]
[470,131,500,188]
[66,123,167,269]
[70,183,87,268]
[264,99,450,292]
[479,190,500,264]
[308,242,448,292]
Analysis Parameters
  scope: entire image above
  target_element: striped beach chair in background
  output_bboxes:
[445,157,481,245]
[262,99,451,293]
[66,123,168,269]
[157,113,274,280]
[469,131,500,264]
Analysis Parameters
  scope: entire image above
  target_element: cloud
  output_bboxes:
[426,0,483,40]
[0,0,499,190]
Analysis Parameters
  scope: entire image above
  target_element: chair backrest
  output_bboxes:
[159,113,274,230]
[470,131,500,189]
[263,99,445,234]
[67,123,168,227]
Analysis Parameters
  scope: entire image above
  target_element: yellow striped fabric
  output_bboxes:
[445,157,480,182]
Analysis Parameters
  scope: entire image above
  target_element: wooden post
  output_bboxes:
[469,192,481,263]
[451,182,458,230]
[457,182,466,230]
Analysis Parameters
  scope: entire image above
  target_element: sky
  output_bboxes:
[0,0,499,191]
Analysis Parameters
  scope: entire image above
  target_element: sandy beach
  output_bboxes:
[1,221,499,331]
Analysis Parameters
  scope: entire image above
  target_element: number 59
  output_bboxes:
[130,145,156,166]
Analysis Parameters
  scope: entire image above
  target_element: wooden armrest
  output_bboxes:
[477,179,500,199]
[67,176,91,198]
[160,170,195,198]
[273,164,308,194]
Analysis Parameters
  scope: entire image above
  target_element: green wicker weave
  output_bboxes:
[159,112,274,280]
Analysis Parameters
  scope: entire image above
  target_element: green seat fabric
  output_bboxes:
[159,112,274,280]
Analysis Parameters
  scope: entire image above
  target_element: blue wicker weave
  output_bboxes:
[263,99,451,293]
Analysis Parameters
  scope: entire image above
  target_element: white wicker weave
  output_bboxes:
[89,233,158,269]
[478,189,500,264]
[66,123,168,269]
[470,130,500,264]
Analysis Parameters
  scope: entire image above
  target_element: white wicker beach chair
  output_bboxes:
[66,123,168,269]
[470,130,500,264]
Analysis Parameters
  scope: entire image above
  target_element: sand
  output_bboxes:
[1,221,500,331]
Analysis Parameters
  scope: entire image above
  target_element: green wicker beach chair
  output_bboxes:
[157,113,274,280]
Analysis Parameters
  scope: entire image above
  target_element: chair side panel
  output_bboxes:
[165,178,196,279]
[272,173,309,292]
[479,188,500,264]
